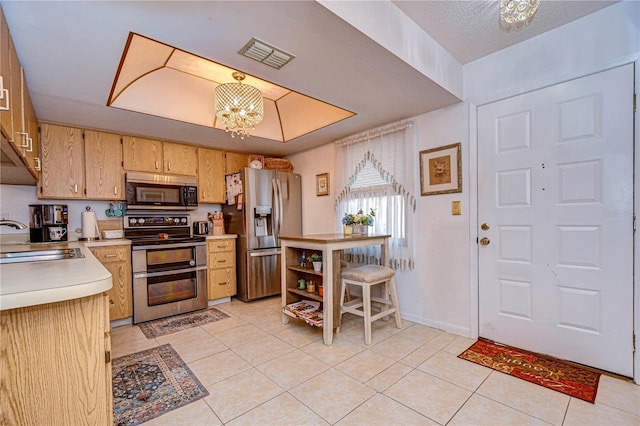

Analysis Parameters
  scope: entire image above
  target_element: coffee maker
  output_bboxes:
[29,204,69,242]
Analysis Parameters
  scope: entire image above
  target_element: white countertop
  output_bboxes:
[0,241,113,311]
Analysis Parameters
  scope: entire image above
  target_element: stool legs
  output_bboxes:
[363,283,372,345]
[389,277,402,329]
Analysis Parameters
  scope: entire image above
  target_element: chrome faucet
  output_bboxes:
[0,220,28,229]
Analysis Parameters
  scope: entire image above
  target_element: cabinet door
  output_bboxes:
[89,245,132,321]
[225,152,249,175]
[198,147,225,203]
[0,8,11,140]
[21,72,39,175]
[84,130,124,200]
[39,123,85,198]
[163,141,197,176]
[122,135,162,173]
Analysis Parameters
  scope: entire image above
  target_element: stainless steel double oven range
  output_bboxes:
[125,213,207,324]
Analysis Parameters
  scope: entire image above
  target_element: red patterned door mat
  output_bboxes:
[458,339,600,403]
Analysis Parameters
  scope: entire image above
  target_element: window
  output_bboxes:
[335,120,416,270]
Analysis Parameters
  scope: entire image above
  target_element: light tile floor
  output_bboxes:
[111,297,640,426]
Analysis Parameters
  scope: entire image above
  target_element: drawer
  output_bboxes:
[208,239,234,253]
[208,251,234,268]
[89,245,129,263]
[208,267,236,299]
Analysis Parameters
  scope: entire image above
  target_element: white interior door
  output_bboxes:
[477,64,634,377]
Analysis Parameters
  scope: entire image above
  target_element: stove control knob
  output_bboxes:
[129,218,137,225]
[181,218,187,224]
[167,217,173,223]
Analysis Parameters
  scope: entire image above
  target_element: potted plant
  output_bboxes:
[342,208,375,235]
[307,253,322,272]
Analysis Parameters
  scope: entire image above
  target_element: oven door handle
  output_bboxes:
[133,265,206,278]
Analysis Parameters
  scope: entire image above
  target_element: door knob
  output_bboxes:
[479,237,490,246]
[481,223,490,231]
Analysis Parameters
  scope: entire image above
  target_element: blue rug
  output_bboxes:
[112,344,209,425]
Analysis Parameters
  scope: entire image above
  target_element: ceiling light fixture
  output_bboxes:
[214,72,264,140]
[499,0,540,32]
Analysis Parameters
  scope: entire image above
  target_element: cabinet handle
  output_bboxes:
[114,185,118,195]
[18,132,28,148]
[26,136,33,152]
[218,282,227,286]
[167,161,171,171]
[105,350,111,363]
[0,77,8,111]
[218,259,226,263]
[73,183,78,193]
[104,254,117,258]
[217,245,226,249]
[34,158,41,171]
[109,299,115,306]
[155,160,159,170]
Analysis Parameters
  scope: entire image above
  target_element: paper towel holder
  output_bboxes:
[79,206,101,241]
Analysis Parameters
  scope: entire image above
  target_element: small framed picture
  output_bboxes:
[316,173,329,196]
[419,142,462,196]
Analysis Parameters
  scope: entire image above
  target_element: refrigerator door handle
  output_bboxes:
[248,249,282,257]
[272,178,281,243]
[276,178,284,238]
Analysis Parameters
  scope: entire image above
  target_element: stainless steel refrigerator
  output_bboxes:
[223,168,302,301]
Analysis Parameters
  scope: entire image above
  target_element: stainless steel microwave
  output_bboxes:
[125,172,198,210]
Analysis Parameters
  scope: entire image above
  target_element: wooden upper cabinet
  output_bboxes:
[198,147,225,203]
[0,8,10,140]
[0,15,24,148]
[163,141,197,176]
[21,71,39,174]
[39,123,85,198]
[225,152,249,175]
[84,130,124,200]
[122,135,162,173]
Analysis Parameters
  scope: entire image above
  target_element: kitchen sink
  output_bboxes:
[0,248,85,264]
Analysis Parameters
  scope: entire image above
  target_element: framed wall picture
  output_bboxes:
[316,173,329,196]
[419,142,462,196]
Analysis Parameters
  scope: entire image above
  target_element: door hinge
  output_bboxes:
[634,93,637,113]
[633,333,636,352]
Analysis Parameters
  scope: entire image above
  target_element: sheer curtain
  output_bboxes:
[334,119,416,270]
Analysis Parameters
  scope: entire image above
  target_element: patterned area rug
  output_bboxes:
[138,307,229,338]
[112,344,209,426]
[458,339,600,403]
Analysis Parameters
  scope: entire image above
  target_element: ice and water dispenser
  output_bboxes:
[254,206,272,237]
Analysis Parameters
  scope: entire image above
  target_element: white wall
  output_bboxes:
[0,184,220,239]
[287,142,337,235]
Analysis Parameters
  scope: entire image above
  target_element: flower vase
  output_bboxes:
[353,225,368,235]
[343,225,353,235]
[312,261,322,272]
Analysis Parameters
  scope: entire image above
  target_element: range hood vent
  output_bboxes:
[238,38,295,70]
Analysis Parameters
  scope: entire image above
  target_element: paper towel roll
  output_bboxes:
[81,211,99,239]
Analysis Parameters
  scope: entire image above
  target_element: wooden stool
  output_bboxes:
[337,265,402,345]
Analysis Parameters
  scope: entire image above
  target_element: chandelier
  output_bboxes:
[214,72,264,139]
[499,0,540,32]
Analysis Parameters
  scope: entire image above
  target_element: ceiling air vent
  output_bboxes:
[238,37,295,70]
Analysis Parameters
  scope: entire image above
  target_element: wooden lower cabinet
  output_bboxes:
[0,293,113,425]
[89,244,132,321]
[207,238,236,299]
